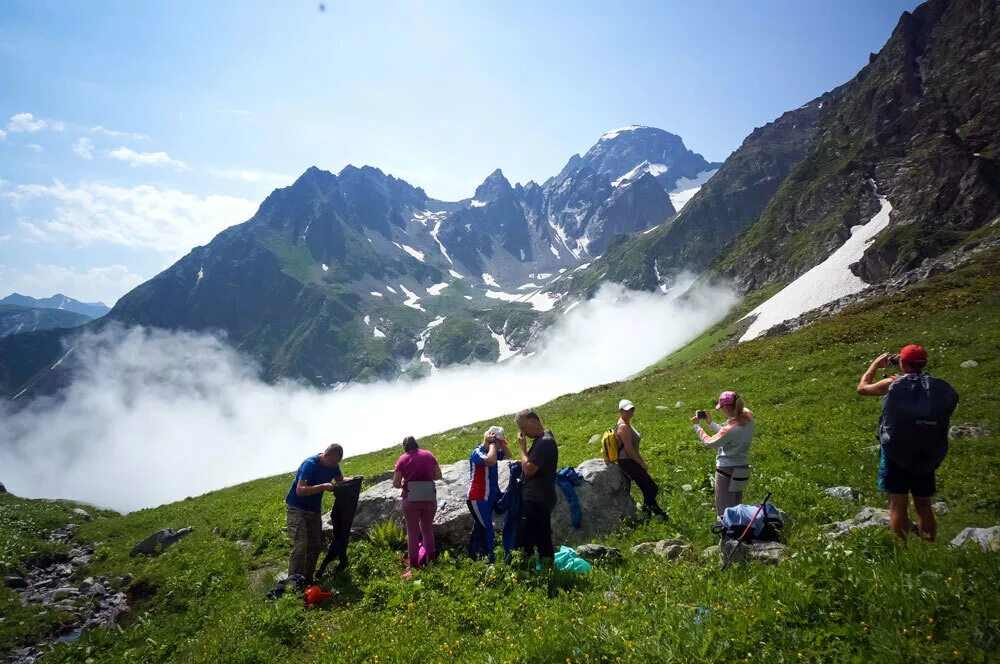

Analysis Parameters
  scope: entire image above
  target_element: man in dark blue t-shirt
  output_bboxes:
[285,443,345,582]
[515,409,558,562]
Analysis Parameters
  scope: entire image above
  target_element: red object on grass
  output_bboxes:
[304,585,334,605]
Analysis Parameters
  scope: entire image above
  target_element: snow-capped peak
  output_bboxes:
[611,160,669,187]
[600,125,648,141]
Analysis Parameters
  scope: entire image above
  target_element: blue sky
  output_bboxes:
[0,0,919,305]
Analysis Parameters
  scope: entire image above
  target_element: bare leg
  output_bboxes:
[912,496,937,541]
[887,493,911,540]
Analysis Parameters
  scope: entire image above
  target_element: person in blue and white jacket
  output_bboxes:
[466,426,510,562]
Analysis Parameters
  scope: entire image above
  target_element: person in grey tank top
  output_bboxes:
[615,399,667,520]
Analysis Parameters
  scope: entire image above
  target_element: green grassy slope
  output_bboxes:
[3,249,999,662]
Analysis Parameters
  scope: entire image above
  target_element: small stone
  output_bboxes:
[460,427,470,435]
[700,545,721,561]
[4,575,27,589]
[235,540,252,550]
[681,484,693,493]
[674,401,685,408]
[71,555,93,566]
[50,587,81,602]
[949,424,989,439]
[960,360,979,369]
[655,405,670,410]
[824,486,861,501]
[72,508,93,522]
[114,574,134,589]
[588,434,601,445]
[87,582,107,596]
[824,507,891,538]
[932,502,949,515]
[950,526,1000,552]
[575,543,621,562]
[631,539,690,560]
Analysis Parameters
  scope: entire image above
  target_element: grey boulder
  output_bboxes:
[960,360,978,369]
[575,543,621,562]
[631,539,690,560]
[932,501,949,515]
[129,527,194,557]
[824,507,890,538]
[949,424,990,439]
[72,508,93,522]
[825,486,861,501]
[719,540,787,566]
[345,458,636,547]
[949,526,1000,552]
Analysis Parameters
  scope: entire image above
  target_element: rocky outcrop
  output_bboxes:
[950,526,1000,552]
[631,539,691,560]
[949,423,990,439]
[825,486,861,501]
[824,507,891,539]
[129,527,194,558]
[344,458,636,548]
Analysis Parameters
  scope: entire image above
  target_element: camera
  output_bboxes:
[886,354,900,367]
[696,409,707,420]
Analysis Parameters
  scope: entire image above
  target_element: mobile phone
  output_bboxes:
[696,410,707,419]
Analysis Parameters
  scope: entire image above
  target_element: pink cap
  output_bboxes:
[715,391,738,409]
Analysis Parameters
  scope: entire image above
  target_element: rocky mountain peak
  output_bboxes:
[473,168,514,203]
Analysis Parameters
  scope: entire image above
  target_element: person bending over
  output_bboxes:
[857,345,958,541]
[514,409,558,563]
[692,392,755,518]
[285,443,346,583]
[614,399,667,520]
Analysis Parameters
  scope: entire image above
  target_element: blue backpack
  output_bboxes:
[712,503,784,542]
[879,373,959,474]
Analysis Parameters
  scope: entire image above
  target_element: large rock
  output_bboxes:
[72,508,93,522]
[129,527,194,557]
[575,543,621,563]
[950,526,1000,552]
[344,458,636,547]
[824,507,890,539]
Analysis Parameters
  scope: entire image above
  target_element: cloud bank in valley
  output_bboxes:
[0,281,736,512]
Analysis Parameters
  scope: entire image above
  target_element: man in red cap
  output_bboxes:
[857,345,958,540]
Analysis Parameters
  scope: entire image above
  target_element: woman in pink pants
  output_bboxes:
[392,436,442,571]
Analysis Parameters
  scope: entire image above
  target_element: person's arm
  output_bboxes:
[857,353,896,397]
[518,432,540,478]
[704,411,722,433]
[484,441,498,466]
[617,423,646,469]
[392,470,404,489]
[498,440,511,460]
[433,462,443,481]
[691,415,735,449]
[296,479,334,496]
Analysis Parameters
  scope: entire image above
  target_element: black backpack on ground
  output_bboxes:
[879,373,959,474]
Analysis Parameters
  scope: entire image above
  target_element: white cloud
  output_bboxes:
[0,281,736,510]
[0,129,6,141]
[108,146,187,170]
[4,180,257,255]
[73,137,95,160]
[0,263,144,306]
[90,125,148,140]
[7,112,50,133]
[206,167,292,184]
[27,143,43,153]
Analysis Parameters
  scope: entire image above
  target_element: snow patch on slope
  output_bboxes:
[739,190,893,342]
[426,283,449,295]
[600,125,646,141]
[669,169,717,212]
[394,243,426,262]
[489,327,517,362]
[399,284,425,311]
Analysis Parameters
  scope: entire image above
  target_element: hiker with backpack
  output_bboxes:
[515,409,559,563]
[692,391,756,518]
[605,399,667,520]
[466,426,511,562]
[285,443,348,584]
[857,345,958,540]
[393,436,443,572]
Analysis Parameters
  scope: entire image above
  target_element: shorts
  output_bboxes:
[877,448,935,497]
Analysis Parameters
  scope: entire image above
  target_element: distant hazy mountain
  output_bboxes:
[0,305,92,338]
[0,294,110,319]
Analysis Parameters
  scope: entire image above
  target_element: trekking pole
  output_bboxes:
[720,491,772,572]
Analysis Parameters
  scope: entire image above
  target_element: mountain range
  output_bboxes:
[2,0,997,402]
[0,127,719,396]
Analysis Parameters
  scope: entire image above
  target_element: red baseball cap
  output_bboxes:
[899,344,928,367]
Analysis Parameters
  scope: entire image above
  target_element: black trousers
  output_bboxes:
[517,500,555,561]
[617,458,661,509]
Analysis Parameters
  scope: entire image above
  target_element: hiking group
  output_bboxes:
[283,344,958,582]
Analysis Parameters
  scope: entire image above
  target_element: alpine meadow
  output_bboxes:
[1,1,998,663]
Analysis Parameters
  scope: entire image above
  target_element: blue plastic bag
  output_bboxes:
[554,545,592,574]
